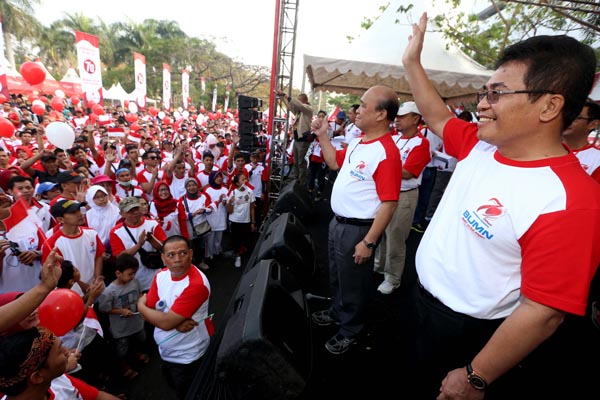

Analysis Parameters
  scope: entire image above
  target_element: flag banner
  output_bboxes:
[212,85,218,112]
[224,86,230,113]
[163,63,171,111]
[75,31,103,106]
[182,69,189,111]
[0,15,9,99]
[107,127,126,137]
[83,306,104,337]
[134,52,147,109]
[201,76,206,94]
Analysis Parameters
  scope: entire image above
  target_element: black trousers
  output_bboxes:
[161,357,202,400]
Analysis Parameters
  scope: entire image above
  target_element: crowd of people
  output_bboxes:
[1,11,600,399]
[0,99,270,399]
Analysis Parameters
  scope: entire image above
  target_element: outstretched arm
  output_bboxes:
[402,12,454,138]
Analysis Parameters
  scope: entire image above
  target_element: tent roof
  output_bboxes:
[60,67,81,84]
[304,1,492,101]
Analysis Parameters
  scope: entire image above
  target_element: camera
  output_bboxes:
[8,241,21,257]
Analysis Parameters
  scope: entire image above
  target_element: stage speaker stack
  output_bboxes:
[272,179,314,221]
[215,259,312,400]
[253,212,316,290]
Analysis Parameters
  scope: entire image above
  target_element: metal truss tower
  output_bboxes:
[264,0,299,222]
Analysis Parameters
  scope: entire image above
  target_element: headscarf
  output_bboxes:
[151,181,177,218]
[85,185,121,243]
[0,326,55,390]
[208,171,223,190]
[184,177,200,200]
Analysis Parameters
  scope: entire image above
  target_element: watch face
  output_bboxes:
[468,375,486,390]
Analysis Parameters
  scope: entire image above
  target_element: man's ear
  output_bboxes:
[29,369,45,385]
[539,94,564,124]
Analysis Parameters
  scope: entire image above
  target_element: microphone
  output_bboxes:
[305,293,332,301]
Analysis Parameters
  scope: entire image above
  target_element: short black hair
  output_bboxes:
[585,101,600,122]
[163,235,191,250]
[115,253,139,273]
[7,175,33,190]
[57,260,75,288]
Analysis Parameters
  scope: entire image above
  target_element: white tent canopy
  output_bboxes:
[103,82,136,101]
[304,1,493,101]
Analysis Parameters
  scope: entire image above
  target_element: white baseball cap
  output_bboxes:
[397,101,421,116]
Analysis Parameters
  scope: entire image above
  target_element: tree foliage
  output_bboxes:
[2,1,272,110]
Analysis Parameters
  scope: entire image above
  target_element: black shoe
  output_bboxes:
[325,333,356,355]
[311,310,338,326]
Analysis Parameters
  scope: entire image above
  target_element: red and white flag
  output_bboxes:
[83,307,104,338]
[107,127,126,138]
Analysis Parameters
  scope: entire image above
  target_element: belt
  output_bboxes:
[401,187,418,192]
[334,215,374,226]
[418,280,442,305]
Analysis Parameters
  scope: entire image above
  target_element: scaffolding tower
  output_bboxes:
[264,0,299,222]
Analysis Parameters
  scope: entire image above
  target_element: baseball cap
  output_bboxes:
[91,174,114,185]
[397,101,421,116]
[36,181,58,195]
[41,153,58,162]
[337,111,346,120]
[56,171,85,184]
[50,199,86,218]
[119,196,141,212]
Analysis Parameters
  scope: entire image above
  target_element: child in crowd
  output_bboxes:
[98,253,148,380]
[226,173,255,268]
[204,171,228,260]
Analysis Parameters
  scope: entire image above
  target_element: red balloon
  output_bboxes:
[20,61,46,85]
[148,106,158,117]
[162,117,172,125]
[28,94,39,102]
[0,94,6,104]
[125,113,137,123]
[41,96,49,104]
[0,118,15,138]
[124,100,130,108]
[93,104,105,115]
[49,110,61,120]
[130,122,140,131]
[38,289,84,336]
[50,97,64,112]
[200,106,206,113]
[70,95,80,105]
[32,103,46,116]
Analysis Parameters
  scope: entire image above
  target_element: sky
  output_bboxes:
[34,0,480,89]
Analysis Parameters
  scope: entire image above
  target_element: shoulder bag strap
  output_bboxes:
[183,196,196,229]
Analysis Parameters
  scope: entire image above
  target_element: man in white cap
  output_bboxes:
[374,101,431,294]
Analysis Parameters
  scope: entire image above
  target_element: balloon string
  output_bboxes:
[157,313,214,346]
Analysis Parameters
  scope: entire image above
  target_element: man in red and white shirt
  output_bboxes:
[310,86,402,355]
[403,19,600,398]
[374,101,431,295]
[562,100,600,183]
[137,235,212,400]
[44,200,105,292]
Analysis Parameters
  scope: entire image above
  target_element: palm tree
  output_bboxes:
[0,0,42,69]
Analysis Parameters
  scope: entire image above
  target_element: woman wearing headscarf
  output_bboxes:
[149,180,180,237]
[204,171,228,260]
[177,177,213,270]
[85,184,121,285]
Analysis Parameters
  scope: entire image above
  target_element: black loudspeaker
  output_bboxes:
[272,179,314,220]
[254,212,316,289]
[215,259,312,400]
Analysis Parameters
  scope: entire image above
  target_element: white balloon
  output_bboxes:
[173,111,182,120]
[196,114,205,124]
[182,111,190,119]
[32,99,45,108]
[158,111,166,119]
[46,122,75,150]
[54,89,65,98]
[178,107,183,113]
[128,102,138,113]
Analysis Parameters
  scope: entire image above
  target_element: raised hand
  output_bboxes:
[402,12,428,67]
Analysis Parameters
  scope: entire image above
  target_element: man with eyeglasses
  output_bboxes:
[136,150,164,202]
[137,235,212,400]
[562,100,600,183]
[402,13,600,399]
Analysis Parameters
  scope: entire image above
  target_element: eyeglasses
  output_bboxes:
[476,89,554,104]
[147,156,159,160]
[164,250,190,259]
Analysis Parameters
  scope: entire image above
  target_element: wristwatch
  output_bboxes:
[466,363,487,390]
[362,239,375,249]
